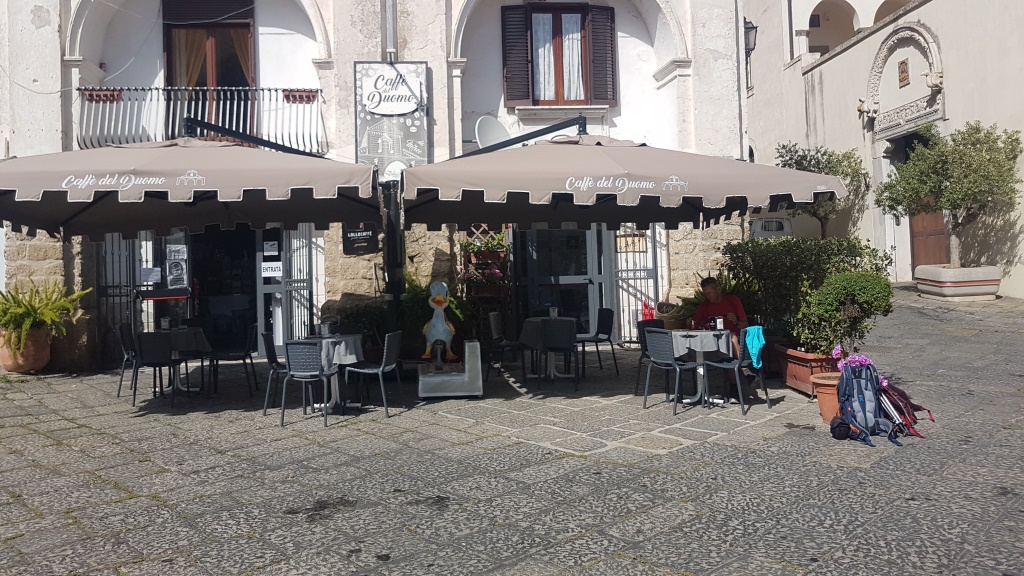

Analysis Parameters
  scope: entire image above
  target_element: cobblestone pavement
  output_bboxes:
[1,284,1023,575]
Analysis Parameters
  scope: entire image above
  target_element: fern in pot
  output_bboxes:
[0,281,92,373]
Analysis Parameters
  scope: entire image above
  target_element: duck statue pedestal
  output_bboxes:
[417,281,483,398]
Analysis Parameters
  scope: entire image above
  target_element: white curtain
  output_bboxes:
[561,14,584,101]
[532,14,555,101]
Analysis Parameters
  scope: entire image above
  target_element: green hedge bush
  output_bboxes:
[720,237,891,342]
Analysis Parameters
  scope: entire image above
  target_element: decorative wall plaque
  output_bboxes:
[898,59,910,88]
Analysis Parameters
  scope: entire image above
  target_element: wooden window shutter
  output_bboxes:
[588,6,617,107]
[163,0,253,24]
[501,5,533,108]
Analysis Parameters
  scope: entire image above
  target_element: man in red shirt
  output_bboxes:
[692,276,748,357]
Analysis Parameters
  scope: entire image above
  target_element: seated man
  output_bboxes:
[692,276,748,359]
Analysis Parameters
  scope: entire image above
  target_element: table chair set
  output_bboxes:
[638,324,772,416]
[264,329,403,426]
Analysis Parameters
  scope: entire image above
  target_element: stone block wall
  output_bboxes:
[321,223,456,313]
[3,232,97,373]
[665,218,745,302]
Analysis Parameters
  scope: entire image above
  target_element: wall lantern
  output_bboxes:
[744,18,758,55]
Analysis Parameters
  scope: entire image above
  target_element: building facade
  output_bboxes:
[745,0,1024,297]
[1,0,752,367]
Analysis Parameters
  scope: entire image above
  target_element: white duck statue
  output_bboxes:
[422,281,457,364]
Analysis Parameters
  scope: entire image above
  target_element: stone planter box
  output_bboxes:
[773,343,837,396]
[914,264,1000,301]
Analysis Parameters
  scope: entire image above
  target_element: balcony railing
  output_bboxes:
[77,86,328,156]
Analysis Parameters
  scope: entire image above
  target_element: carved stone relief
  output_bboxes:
[863,23,944,140]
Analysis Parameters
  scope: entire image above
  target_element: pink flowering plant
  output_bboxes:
[832,344,889,387]
[456,265,505,285]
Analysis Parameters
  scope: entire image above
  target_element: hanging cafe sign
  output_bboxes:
[359,66,424,116]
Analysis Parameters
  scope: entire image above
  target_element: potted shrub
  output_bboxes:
[0,281,92,374]
[775,142,871,239]
[875,121,1022,300]
[790,271,893,405]
[460,231,507,263]
[721,237,892,391]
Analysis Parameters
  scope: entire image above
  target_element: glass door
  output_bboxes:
[517,227,603,335]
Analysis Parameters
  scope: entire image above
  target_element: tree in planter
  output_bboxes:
[775,143,871,238]
[875,121,1023,268]
[791,271,893,356]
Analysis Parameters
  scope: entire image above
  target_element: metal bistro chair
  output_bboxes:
[346,330,402,417]
[274,339,338,427]
[642,328,700,415]
[131,331,186,407]
[211,323,259,398]
[260,331,289,410]
[485,311,525,382]
[540,318,580,391]
[703,327,772,416]
[634,318,665,395]
[577,307,619,378]
[115,323,138,399]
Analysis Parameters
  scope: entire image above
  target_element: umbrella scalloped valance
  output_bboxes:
[0,138,379,240]
[401,134,844,230]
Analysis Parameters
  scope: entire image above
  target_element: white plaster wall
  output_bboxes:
[99,0,163,88]
[747,0,1024,298]
[4,0,63,157]
[459,0,676,152]
[255,0,319,88]
[689,0,743,157]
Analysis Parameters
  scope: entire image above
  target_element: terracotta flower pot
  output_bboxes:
[810,371,842,424]
[773,343,837,395]
[0,327,52,374]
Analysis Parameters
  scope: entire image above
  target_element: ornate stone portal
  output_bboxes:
[862,23,945,141]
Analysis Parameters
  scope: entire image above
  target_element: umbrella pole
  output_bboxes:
[382,181,405,322]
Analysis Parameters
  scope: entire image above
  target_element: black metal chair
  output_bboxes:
[115,323,138,399]
[345,330,402,417]
[539,318,580,391]
[642,328,700,415]
[260,331,289,411]
[577,307,618,378]
[211,323,258,398]
[131,331,185,407]
[634,318,665,395]
[703,327,772,416]
[273,339,338,427]
[484,311,525,382]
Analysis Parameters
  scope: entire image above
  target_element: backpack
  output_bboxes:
[878,383,934,439]
[837,364,900,447]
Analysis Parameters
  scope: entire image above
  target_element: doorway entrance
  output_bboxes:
[516,226,609,336]
[889,132,950,269]
[190,226,258,349]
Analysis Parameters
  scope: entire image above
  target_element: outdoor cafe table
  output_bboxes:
[670,329,733,405]
[519,317,577,379]
[307,334,364,412]
[139,327,212,394]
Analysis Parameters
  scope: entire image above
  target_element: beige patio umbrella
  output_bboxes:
[0,138,378,240]
[402,135,846,230]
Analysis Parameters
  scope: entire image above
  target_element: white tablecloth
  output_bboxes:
[315,334,364,368]
[670,329,732,359]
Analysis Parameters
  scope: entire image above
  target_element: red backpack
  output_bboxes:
[878,383,934,439]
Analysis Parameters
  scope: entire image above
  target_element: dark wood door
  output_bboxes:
[910,210,950,269]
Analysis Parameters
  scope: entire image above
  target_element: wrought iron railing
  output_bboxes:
[77,86,328,156]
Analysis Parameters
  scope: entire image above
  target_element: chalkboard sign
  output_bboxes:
[342,222,380,256]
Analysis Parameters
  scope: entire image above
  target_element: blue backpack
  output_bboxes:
[836,364,900,447]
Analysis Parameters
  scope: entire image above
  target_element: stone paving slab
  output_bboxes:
[1,285,1024,574]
